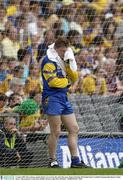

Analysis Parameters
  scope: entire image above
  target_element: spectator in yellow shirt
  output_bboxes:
[24,63,42,96]
[82,68,107,95]
[1,26,19,59]
[89,0,109,13]
[6,0,17,17]
[82,74,96,95]
[14,92,48,132]
[81,28,95,48]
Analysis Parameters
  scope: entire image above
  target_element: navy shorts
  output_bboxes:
[42,94,73,115]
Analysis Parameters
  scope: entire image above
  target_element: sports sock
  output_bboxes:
[71,156,80,165]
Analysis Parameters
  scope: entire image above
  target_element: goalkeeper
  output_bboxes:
[41,37,90,168]
[0,116,33,167]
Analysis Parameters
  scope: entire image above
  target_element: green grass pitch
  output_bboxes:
[0,168,123,175]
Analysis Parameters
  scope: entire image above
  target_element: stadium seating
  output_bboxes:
[79,95,92,105]
[91,95,109,105]
[94,104,111,116]
[72,103,80,114]
[84,121,103,132]
[77,121,87,132]
[69,94,122,133]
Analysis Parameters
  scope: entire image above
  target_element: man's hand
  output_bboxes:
[11,128,22,136]
[10,128,18,134]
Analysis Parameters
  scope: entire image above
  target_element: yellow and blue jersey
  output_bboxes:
[41,56,78,115]
[41,56,69,100]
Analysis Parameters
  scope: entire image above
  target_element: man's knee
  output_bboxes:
[69,125,79,134]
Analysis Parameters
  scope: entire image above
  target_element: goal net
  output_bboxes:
[0,0,123,168]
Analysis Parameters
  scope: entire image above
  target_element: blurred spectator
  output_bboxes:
[0,31,5,58]
[0,4,8,31]
[116,47,123,84]
[88,0,110,13]
[116,47,123,67]
[14,98,48,132]
[26,1,42,37]
[1,26,19,59]
[24,63,42,96]
[105,60,123,95]
[27,34,41,63]
[15,15,29,48]
[67,30,82,55]
[0,116,33,167]
[17,48,31,82]
[55,29,65,39]
[45,1,59,31]
[58,2,76,35]
[82,28,95,48]
[81,68,107,95]
[6,0,17,17]
[0,60,11,94]
[82,73,96,95]
[92,46,106,69]
[6,73,25,98]
[94,68,107,95]
[90,15,103,35]
[37,14,47,43]
[6,93,23,112]
[7,57,19,76]
[102,17,117,47]
[13,65,24,80]
[52,19,63,37]
[77,49,93,75]
[56,5,70,35]
[18,0,30,17]
[105,47,118,62]
[115,18,123,48]
[0,93,8,113]
[29,0,41,23]
[37,30,55,62]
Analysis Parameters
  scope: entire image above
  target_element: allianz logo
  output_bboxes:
[60,145,123,168]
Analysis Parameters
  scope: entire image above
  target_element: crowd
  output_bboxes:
[0,0,123,131]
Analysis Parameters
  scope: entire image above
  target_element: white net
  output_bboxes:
[0,0,123,169]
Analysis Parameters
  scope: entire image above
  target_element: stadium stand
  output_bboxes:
[79,103,96,115]
[0,0,123,168]
[81,113,103,132]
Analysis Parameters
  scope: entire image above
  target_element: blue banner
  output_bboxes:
[57,137,123,168]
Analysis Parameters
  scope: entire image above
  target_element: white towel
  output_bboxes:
[47,43,77,77]
[47,43,66,76]
[64,47,77,71]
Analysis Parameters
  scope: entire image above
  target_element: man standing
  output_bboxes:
[41,37,90,168]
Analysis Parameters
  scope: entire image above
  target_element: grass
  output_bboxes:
[0,168,123,175]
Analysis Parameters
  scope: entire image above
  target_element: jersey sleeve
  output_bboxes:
[65,65,78,83]
[42,63,68,88]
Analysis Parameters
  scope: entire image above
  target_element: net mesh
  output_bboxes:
[0,0,123,168]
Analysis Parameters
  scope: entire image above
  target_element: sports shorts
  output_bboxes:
[42,94,73,115]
